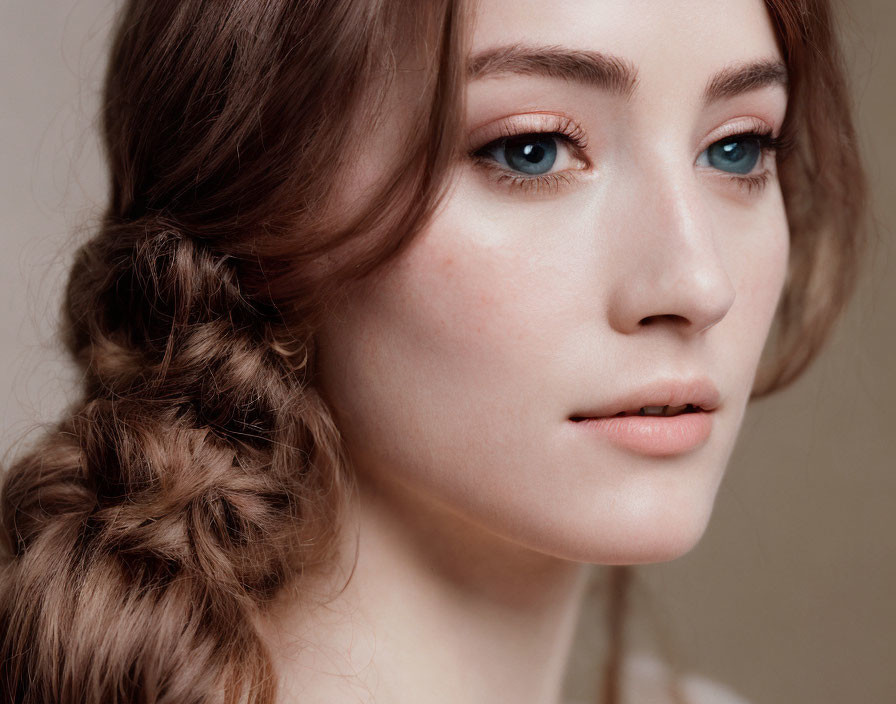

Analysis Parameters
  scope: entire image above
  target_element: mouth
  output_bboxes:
[569,402,715,457]
[571,403,705,421]
[568,378,720,423]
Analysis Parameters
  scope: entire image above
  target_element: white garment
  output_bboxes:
[569,651,752,704]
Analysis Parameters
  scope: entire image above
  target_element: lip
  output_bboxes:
[568,378,720,457]
[569,378,721,419]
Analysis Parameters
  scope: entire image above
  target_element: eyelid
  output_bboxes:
[467,112,590,157]
[696,116,777,159]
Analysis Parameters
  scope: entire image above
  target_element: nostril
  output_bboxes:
[607,265,735,335]
[638,313,690,327]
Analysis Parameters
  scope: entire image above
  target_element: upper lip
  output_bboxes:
[569,378,721,419]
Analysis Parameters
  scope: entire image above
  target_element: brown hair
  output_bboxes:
[753,0,868,395]
[0,1,865,703]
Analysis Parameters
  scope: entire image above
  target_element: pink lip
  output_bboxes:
[571,412,713,456]
[570,378,720,419]
[568,378,720,457]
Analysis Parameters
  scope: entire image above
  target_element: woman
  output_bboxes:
[0,1,866,703]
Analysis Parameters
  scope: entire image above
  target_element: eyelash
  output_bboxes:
[469,121,791,196]
[713,130,791,194]
[469,115,589,195]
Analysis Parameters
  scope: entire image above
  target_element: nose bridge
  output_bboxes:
[607,157,736,335]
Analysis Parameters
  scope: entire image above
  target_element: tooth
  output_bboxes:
[640,406,666,416]
[637,404,696,417]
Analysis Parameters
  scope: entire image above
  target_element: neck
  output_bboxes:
[263,473,591,704]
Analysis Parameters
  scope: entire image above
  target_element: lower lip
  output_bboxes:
[570,412,714,457]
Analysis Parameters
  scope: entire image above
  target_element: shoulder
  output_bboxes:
[568,651,752,704]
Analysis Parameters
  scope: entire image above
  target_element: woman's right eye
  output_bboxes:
[470,131,590,195]
[466,113,591,193]
[474,133,564,176]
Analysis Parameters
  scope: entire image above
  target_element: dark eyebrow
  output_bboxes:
[468,45,788,107]
[467,44,638,97]
[703,59,789,103]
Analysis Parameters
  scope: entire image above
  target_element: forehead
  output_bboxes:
[469,0,783,89]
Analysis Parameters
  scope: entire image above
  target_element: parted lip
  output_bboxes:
[569,378,721,419]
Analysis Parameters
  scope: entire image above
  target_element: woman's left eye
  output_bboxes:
[698,132,776,175]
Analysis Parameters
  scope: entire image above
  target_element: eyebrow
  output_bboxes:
[467,44,638,97]
[703,59,789,102]
[467,45,788,103]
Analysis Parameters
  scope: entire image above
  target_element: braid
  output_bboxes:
[0,224,347,702]
[0,0,465,700]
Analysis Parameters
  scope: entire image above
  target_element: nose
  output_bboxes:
[606,171,736,336]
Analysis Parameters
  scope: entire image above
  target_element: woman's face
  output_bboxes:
[317,0,789,564]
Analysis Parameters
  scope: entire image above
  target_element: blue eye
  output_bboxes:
[481,134,559,175]
[705,135,763,175]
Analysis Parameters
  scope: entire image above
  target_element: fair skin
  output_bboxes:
[262,1,789,702]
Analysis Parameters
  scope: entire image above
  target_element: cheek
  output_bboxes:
[315,199,559,482]
[331,193,577,414]
[726,197,790,353]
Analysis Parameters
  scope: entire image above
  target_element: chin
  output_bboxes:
[519,480,720,566]
[557,516,714,566]
[599,516,712,565]
[617,487,717,564]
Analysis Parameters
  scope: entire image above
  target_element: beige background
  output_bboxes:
[1,2,893,704]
